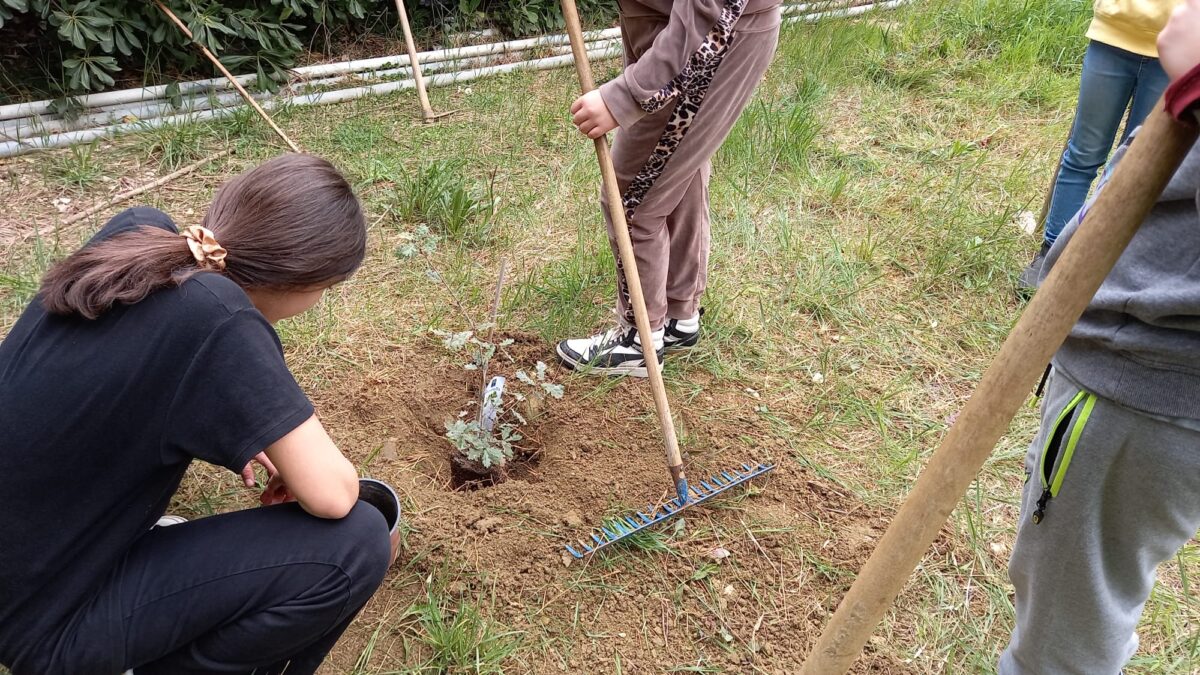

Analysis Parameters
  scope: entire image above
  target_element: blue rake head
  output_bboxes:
[564,462,774,559]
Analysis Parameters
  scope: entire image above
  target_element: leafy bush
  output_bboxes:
[447,0,614,35]
[0,1,369,97]
[0,0,616,101]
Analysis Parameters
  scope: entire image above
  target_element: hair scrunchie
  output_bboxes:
[180,226,228,271]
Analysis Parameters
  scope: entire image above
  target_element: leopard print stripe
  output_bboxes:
[614,0,749,325]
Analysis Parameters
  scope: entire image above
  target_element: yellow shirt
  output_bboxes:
[1087,0,1184,57]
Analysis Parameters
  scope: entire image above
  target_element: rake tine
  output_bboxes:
[563,461,776,557]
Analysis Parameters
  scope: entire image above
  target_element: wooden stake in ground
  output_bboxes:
[801,102,1199,674]
[560,0,689,500]
[392,0,456,122]
[153,1,303,153]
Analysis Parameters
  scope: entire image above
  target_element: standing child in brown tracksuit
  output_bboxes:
[556,0,782,376]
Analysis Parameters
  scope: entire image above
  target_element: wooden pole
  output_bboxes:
[153,1,303,153]
[801,102,1199,673]
[560,0,689,499]
[392,0,455,122]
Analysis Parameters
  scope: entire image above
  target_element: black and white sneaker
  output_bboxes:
[556,325,664,377]
[663,311,701,352]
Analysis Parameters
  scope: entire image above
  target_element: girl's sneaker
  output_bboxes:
[556,325,664,377]
[153,515,188,528]
[664,311,701,351]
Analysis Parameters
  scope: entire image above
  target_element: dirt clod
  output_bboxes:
[471,516,503,533]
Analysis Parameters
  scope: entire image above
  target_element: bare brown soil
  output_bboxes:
[304,330,935,673]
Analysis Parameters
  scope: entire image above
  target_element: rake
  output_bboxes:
[560,0,773,559]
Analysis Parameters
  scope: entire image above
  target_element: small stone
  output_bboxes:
[380,437,399,460]
[472,516,503,533]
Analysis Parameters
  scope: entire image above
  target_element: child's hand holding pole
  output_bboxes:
[571,90,619,139]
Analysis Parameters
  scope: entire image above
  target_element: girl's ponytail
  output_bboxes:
[36,153,366,320]
[39,227,209,320]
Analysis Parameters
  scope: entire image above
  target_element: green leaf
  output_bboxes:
[165,81,182,108]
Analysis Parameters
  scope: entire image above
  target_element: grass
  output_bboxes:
[398,585,523,674]
[48,143,104,189]
[391,159,498,248]
[2,0,1198,672]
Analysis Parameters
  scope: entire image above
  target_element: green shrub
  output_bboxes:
[0,0,616,102]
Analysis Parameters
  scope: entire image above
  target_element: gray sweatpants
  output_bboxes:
[1000,370,1200,674]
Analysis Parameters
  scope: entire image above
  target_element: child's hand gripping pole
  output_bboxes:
[801,101,1200,673]
[560,0,689,502]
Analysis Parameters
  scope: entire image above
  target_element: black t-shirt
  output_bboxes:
[0,207,314,665]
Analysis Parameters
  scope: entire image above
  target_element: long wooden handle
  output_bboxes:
[802,103,1199,673]
[154,1,302,154]
[392,0,437,119]
[561,0,688,499]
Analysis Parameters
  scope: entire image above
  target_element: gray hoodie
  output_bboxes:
[1045,138,1200,420]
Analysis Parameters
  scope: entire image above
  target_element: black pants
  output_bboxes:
[26,502,390,675]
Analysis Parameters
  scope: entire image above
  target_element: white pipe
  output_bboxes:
[1,38,619,140]
[296,39,617,91]
[284,44,622,109]
[0,75,259,122]
[0,0,867,123]
[291,27,621,79]
[0,2,903,157]
[784,0,908,23]
[0,89,270,140]
[0,45,622,157]
[781,0,878,15]
[0,27,622,122]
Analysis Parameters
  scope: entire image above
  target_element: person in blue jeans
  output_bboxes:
[1018,0,1180,292]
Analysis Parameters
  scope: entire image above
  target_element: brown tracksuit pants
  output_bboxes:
[600,6,782,330]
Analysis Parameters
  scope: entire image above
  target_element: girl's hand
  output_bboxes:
[571,90,619,139]
[259,473,296,506]
[240,451,278,488]
[1159,0,1200,81]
